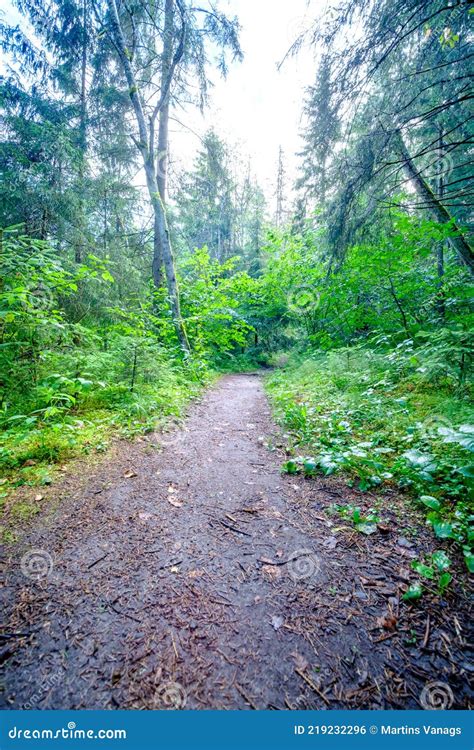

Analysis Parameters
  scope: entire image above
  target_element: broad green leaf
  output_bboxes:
[402,583,423,602]
[431,551,451,571]
[412,561,434,579]
[432,522,454,539]
[463,551,474,573]
[420,495,440,510]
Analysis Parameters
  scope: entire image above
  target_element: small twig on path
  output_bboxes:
[422,615,430,649]
[0,632,33,640]
[295,668,330,705]
[170,631,179,659]
[258,557,288,567]
[216,648,239,665]
[106,600,141,624]
[217,519,251,537]
[87,553,108,569]
[258,551,312,567]
[235,683,258,709]
[373,632,397,644]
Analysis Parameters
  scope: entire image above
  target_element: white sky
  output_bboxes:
[170,0,324,204]
[2,0,328,206]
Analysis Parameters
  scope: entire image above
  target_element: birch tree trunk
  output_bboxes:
[107,0,190,353]
[75,0,88,263]
[152,0,174,287]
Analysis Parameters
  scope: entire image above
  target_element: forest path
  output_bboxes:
[1,375,469,709]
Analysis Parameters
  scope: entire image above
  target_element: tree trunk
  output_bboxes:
[435,127,446,319]
[153,0,174,287]
[75,0,88,263]
[107,0,190,353]
[388,275,410,333]
[396,130,474,275]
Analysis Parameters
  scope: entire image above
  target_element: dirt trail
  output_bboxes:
[1,375,471,710]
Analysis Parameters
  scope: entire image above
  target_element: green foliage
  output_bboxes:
[179,247,258,359]
[258,212,472,350]
[330,502,380,535]
[0,231,215,518]
[403,551,453,601]
[267,339,473,569]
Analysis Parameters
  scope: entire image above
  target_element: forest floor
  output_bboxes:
[1,375,471,710]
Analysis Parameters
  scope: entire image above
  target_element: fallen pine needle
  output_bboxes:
[295,668,330,705]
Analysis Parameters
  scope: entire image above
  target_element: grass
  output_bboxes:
[265,343,474,574]
[0,367,213,540]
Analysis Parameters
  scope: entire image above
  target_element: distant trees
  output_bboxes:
[297,54,339,214]
[175,130,266,271]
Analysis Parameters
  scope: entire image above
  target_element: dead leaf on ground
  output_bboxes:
[188,569,204,579]
[168,497,183,508]
[123,469,137,478]
[291,651,309,672]
[377,610,398,630]
[262,564,281,581]
[271,615,284,631]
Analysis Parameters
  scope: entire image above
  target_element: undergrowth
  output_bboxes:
[0,347,212,537]
[266,335,474,591]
